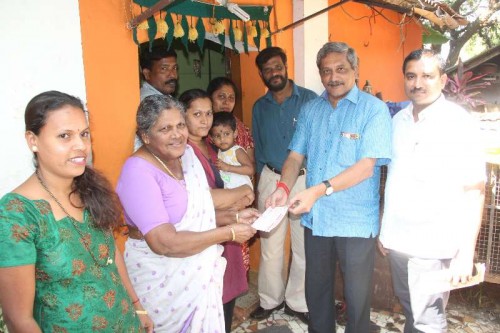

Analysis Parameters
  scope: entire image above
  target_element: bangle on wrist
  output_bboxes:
[236,211,240,223]
[135,310,148,315]
[276,181,290,197]
[229,226,236,241]
[132,299,140,305]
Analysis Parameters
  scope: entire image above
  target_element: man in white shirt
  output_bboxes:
[378,49,485,333]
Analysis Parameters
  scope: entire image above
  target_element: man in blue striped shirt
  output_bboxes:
[267,42,392,333]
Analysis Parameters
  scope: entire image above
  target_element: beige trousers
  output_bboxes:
[256,165,307,312]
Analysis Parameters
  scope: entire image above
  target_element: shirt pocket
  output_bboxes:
[336,135,358,167]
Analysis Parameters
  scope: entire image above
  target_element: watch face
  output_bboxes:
[325,187,334,195]
[323,180,334,196]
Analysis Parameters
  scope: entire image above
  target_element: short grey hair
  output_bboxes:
[136,94,185,139]
[316,42,359,70]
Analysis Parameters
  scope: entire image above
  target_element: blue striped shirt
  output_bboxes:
[289,86,392,237]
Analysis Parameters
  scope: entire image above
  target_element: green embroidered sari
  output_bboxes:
[0,193,141,332]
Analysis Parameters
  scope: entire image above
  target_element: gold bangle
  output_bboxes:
[229,226,236,241]
[236,211,240,223]
[135,310,148,315]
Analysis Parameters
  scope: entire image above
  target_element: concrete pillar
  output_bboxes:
[293,0,329,94]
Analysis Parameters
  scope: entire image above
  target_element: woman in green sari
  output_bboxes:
[0,91,153,332]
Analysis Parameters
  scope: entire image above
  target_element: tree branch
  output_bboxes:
[451,0,468,12]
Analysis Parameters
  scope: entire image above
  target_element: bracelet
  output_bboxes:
[229,226,236,241]
[236,211,240,223]
[276,181,290,197]
[135,310,148,315]
[132,299,140,305]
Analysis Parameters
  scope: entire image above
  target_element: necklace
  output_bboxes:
[147,149,184,183]
[35,170,113,267]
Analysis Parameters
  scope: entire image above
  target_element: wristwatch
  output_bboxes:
[322,180,334,196]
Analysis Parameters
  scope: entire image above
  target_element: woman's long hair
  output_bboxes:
[25,91,122,230]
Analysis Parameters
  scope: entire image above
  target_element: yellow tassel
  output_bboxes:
[233,27,243,41]
[212,20,225,35]
[137,21,149,30]
[157,20,168,37]
[261,28,270,39]
[173,22,184,38]
[248,24,257,38]
[188,27,198,42]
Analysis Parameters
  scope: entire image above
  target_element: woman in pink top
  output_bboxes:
[116,94,258,332]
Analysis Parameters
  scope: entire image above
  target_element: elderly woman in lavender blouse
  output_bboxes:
[116,95,258,332]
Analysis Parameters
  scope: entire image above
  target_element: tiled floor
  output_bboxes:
[232,273,500,333]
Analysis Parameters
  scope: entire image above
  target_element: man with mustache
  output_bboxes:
[378,49,485,332]
[251,47,317,324]
[140,46,179,100]
[266,42,392,332]
[134,46,179,150]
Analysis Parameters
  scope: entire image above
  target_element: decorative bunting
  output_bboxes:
[132,0,274,54]
[195,17,206,53]
[242,20,248,54]
[229,20,238,54]
[181,15,190,49]
[165,13,175,49]
[157,13,168,39]
[133,27,139,46]
[253,20,261,51]
[147,17,157,50]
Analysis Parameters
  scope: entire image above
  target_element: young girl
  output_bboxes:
[210,112,254,189]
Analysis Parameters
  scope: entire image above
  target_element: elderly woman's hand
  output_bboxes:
[237,208,260,224]
[231,223,257,243]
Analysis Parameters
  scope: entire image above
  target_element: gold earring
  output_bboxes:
[32,146,38,152]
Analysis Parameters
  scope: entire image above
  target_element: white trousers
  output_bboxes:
[256,165,307,312]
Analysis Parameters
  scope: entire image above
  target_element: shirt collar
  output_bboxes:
[401,94,446,122]
[143,81,163,95]
[320,85,359,106]
[263,80,300,103]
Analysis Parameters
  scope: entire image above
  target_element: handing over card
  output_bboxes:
[252,206,289,232]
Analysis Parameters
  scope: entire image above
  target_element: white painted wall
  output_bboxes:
[0,0,86,195]
[293,0,329,94]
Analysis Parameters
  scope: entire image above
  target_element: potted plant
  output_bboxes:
[444,59,491,110]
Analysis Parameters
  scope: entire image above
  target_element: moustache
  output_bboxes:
[165,79,178,86]
[327,81,343,87]
[410,87,426,94]
[269,75,285,82]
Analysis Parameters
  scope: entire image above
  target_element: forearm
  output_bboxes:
[225,164,254,176]
[215,208,237,226]
[458,183,485,257]
[326,158,376,192]
[280,155,303,189]
[211,186,253,209]
[147,226,232,257]
[114,246,141,305]
[4,317,42,333]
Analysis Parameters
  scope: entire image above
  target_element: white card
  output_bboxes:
[252,206,289,232]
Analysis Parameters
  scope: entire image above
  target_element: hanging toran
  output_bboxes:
[132,0,273,53]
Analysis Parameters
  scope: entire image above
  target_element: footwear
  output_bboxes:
[284,304,310,324]
[250,301,285,320]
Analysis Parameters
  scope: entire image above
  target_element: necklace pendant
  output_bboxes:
[106,257,113,265]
